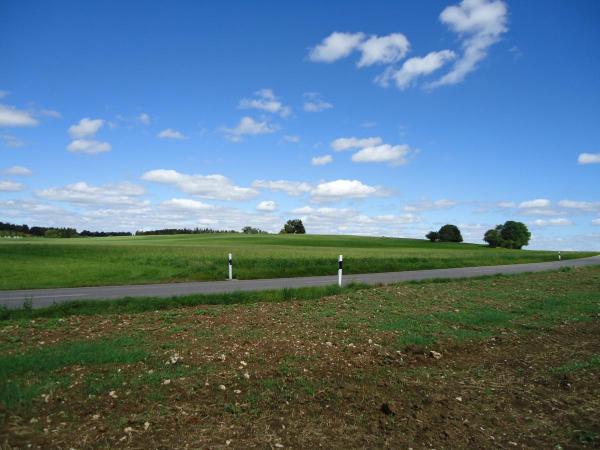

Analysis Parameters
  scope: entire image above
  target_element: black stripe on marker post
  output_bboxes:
[338,260,343,270]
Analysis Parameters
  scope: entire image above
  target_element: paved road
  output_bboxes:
[1,255,599,309]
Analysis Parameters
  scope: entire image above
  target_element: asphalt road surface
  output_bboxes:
[1,255,599,309]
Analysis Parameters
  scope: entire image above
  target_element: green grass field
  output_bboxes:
[0,233,595,290]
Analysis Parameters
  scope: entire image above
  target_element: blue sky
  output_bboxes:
[1,0,599,249]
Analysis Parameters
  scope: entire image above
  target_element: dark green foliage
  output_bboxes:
[484,228,502,248]
[135,228,237,236]
[426,231,439,242]
[484,221,531,249]
[242,226,267,234]
[281,219,306,234]
[438,224,463,243]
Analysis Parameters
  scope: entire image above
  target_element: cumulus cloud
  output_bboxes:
[430,0,508,87]
[558,200,600,213]
[308,32,366,63]
[142,169,258,201]
[303,92,333,112]
[532,218,572,227]
[357,33,410,67]
[239,89,291,117]
[330,136,383,151]
[311,155,333,166]
[157,128,187,140]
[578,153,600,164]
[2,166,32,176]
[351,144,412,165]
[0,180,25,192]
[291,205,420,235]
[66,118,111,154]
[67,139,112,154]
[251,179,312,196]
[68,118,104,138]
[311,179,384,201]
[377,50,456,89]
[519,198,550,209]
[161,198,214,210]
[36,181,146,206]
[0,104,39,127]
[256,200,277,212]
[221,116,277,142]
[308,32,410,67]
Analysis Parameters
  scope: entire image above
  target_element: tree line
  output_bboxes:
[426,220,531,249]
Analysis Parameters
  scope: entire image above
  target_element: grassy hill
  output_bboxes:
[0,233,595,290]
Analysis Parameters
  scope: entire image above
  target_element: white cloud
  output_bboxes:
[256,200,277,212]
[142,169,258,201]
[222,116,277,142]
[1,133,25,148]
[251,179,312,196]
[311,179,383,201]
[161,198,214,210]
[68,118,104,138]
[532,218,572,227]
[592,218,600,226]
[519,198,550,209]
[430,0,508,87]
[403,199,458,212]
[558,200,600,213]
[351,144,411,165]
[138,113,151,125]
[357,33,410,67]
[578,153,600,164]
[0,104,39,127]
[2,166,32,176]
[377,50,456,89]
[308,32,365,63]
[37,181,146,206]
[239,89,291,117]
[311,155,333,166]
[291,205,420,235]
[308,32,410,68]
[283,135,300,143]
[157,128,187,140]
[330,136,383,151]
[0,180,25,192]
[67,139,112,154]
[303,92,333,112]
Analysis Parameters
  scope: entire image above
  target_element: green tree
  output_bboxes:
[425,231,439,242]
[483,221,530,249]
[280,219,306,234]
[499,221,530,249]
[438,224,463,243]
[483,227,503,248]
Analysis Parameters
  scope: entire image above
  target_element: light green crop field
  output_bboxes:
[0,233,595,290]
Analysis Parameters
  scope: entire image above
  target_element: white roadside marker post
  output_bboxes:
[558,251,561,261]
[338,255,343,287]
[228,253,233,280]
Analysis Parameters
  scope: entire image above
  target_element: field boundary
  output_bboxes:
[1,255,599,310]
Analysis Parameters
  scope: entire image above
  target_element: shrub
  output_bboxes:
[280,219,306,234]
[483,221,530,249]
[438,224,463,243]
[426,231,439,242]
